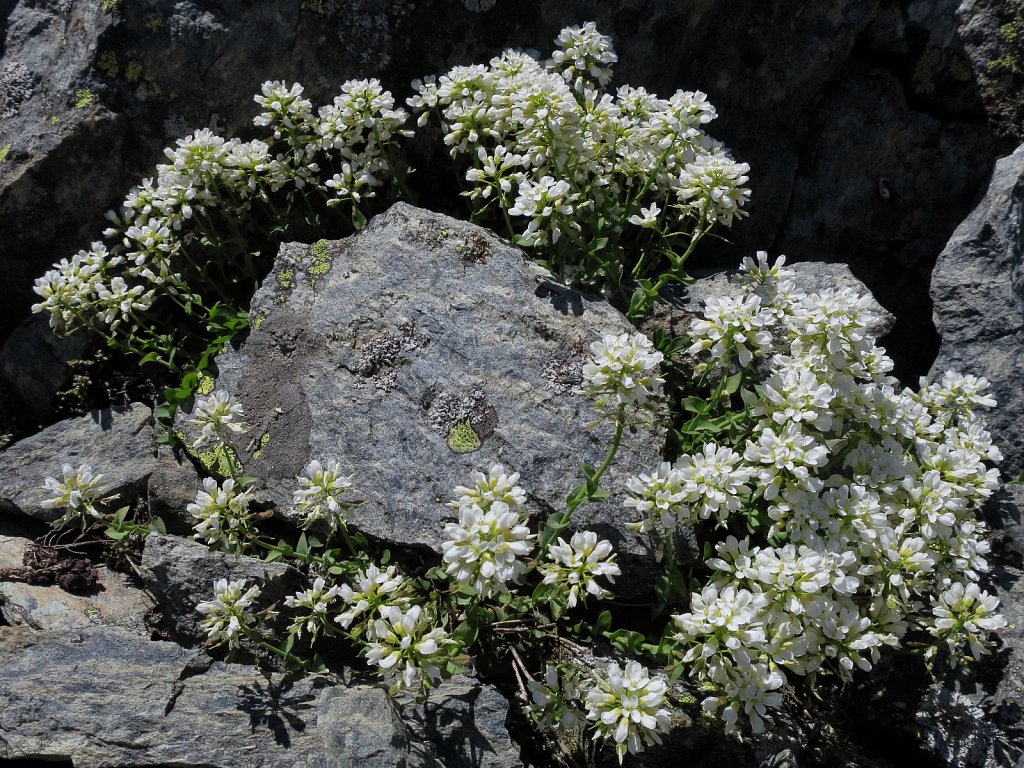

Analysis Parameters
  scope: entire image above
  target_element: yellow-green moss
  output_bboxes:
[447,418,481,453]
[191,442,239,475]
[144,12,164,31]
[252,432,271,459]
[300,0,327,13]
[74,89,95,109]
[0,145,9,164]
[196,372,215,395]
[97,51,119,78]
[277,268,296,289]
[252,313,265,331]
[101,0,120,11]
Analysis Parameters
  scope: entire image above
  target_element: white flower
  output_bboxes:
[448,464,527,514]
[675,443,754,525]
[548,22,618,88]
[624,461,688,534]
[441,500,536,598]
[540,530,621,608]
[688,293,775,368]
[585,661,672,763]
[364,604,458,694]
[191,391,248,448]
[196,578,262,649]
[291,459,356,532]
[628,202,661,228]
[335,563,408,637]
[40,464,106,529]
[527,663,586,735]
[929,581,1006,662]
[582,332,665,409]
[188,477,255,550]
[677,148,751,226]
[285,576,342,640]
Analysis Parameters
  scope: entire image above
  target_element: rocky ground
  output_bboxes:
[2,1,1024,767]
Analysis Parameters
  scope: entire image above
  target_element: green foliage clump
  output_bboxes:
[73,88,95,109]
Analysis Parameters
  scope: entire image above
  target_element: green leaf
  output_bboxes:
[148,516,167,535]
[724,371,743,395]
[595,609,613,633]
[351,206,368,231]
[281,633,295,654]
[105,526,129,541]
[296,533,309,556]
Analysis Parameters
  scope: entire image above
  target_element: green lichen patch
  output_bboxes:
[97,51,119,78]
[277,268,296,289]
[74,88,95,109]
[252,313,265,331]
[191,442,240,475]
[447,418,481,453]
[308,239,334,282]
[197,372,215,395]
[0,145,10,164]
[252,431,271,459]
[125,60,145,84]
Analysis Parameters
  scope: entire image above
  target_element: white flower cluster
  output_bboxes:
[192,390,248,448]
[582,332,665,411]
[290,458,357,533]
[40,463,106,529]
[32,80,409,335]
[196,578,262,650]
[626,252,1006,733]
[410,24,748,271]
[540,531,621,609]
[188,477,256,550]
[284,576,341,640]
[525,659,671,764]
[442,465,535,598]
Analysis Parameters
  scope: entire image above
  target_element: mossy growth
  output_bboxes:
[100,0,120,11]
[252,432,271,459]
[277,268,296,289]
[144,13,164,32]
[308,239,334,282]
[196,372,215,395]
[74,89,95,109]
[125,60,145,84]
[0,145,9,164]
[97,51,119,78]
[300,0,327,13]
[989,9,1024,75]
[252,313,265,331]
[447,418,482,453]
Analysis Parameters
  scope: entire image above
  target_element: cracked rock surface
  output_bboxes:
[187,203,666,585]
[930,143,1024,479]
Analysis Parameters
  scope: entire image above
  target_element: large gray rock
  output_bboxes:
[930,144,1024,479]
[0,623,452,768]
[0,402,157,521]
[140,532,304,646]
[186,204,665,581]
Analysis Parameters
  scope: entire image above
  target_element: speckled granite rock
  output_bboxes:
[182,203,666,585]
[930,143,1024,479]
[0,402,156,521]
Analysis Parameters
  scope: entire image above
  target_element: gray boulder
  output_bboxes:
[183,204,666,583]
[0,622,496,768]
[0,402,157,521]
[140,532,304,647]
[930,144,1024,479]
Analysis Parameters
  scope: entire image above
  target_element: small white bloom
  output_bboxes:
[196,578,262,649]
[582,332,665,410]
[585,661,672,763]
[540,530,621,608]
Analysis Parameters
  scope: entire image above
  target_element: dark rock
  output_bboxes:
[0,314,95,419]
[139,532,304,646]
[0,624,431,768]
[145,445,204,534]
[184,204,666,587]
[930,143,1024,479]
[0,402,156,521]
[396,676,522,768]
